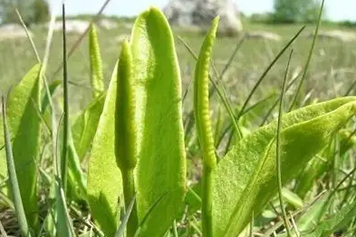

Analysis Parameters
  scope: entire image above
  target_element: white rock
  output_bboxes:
[0,23,32,41]
[99,19,118,30]
[163,0,243,36]
[38,20,89,34]
[246,31,282,41]
[63,20,89,34]
[121,22,133,30]
[311,30,356,42]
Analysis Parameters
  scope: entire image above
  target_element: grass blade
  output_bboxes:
[115,195,136,237]
[260,74,300,126]
[288,0,325,111]
[1,97,30,237]
[344,79,356,96]
[218,35,246,81]
[51,0,113,80]
[15,9,40,62]
[55,178,75,237]
[276,50,293,237]
[0,221,7,237]
[61,2,69,191]
[236,26,305,120]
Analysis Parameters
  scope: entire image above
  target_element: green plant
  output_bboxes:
[1,3,356,237]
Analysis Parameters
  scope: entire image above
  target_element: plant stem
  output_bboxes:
[121,169,138,237]
[202,165,214,237]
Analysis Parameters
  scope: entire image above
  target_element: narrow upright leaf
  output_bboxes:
[55,181,75,237]
[130,7,186,237]
[71,95,105,160]
[2,98,30,237]
[89,24,105,98]
[212,97,356,237]
[6,64,42,229]
[115,195,136,237]
[0,118,5,181]
[66,134,87,200]
[87,64,122,236]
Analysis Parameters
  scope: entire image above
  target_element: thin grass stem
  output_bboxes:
[236,26,305,120]
[288,0,325,111]
[276,50,294,237]
[61,2,69,191]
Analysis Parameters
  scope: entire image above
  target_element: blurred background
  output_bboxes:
[1,0,356,114]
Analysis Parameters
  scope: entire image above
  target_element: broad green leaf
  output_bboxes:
[89,24,105,98]
[130,7,186,237]
[87,63,122,236]
[71,95,105,160]
[6,64,42,229]
[212,97,356,237]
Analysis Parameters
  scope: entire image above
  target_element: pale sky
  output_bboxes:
[50,0,356,22]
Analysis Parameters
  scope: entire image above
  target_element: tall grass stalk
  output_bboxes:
[276,50,293,237]
[288,0,325,111]
[236,26,305,121]
[51,0,113,80]
[61,2,69,190]
[215,26,305,149]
